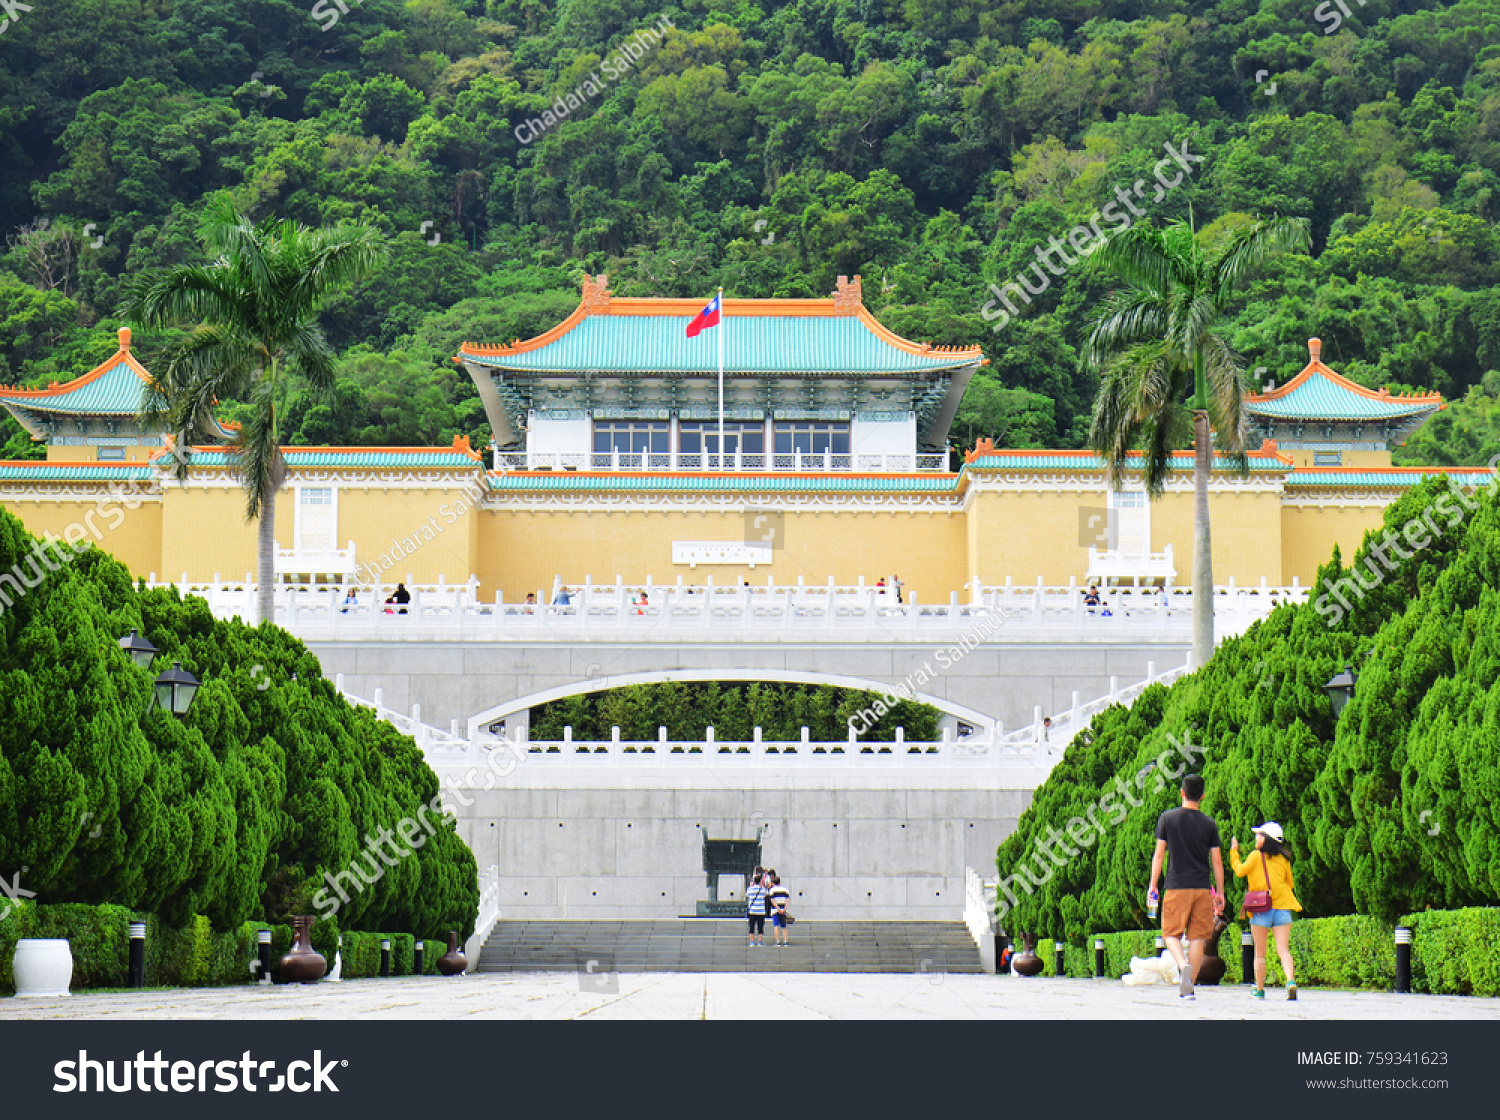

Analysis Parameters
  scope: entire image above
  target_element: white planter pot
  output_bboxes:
[13,938,73,998]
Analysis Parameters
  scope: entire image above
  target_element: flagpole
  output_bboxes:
[717,285,725,469]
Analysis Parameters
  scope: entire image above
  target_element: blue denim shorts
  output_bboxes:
[1250,908,1293,928]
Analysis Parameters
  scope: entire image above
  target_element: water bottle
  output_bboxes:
[1147,889,1159,920]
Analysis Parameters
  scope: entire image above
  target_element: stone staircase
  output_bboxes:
[477,919,984,974]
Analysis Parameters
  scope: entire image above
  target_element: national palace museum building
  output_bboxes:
[1,274,1492,601]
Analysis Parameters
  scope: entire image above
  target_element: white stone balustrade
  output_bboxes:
[149,572,1305,643]
[333,654,1191,779]
[491,450,949,472]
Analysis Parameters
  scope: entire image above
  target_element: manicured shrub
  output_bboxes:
[0,507,478,941]
[26,903,133,989]
[997,478,1500,938]
[1404,907,1500,996]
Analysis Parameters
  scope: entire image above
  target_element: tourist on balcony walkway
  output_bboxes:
[388,582,410,614]
[341,587,357,613]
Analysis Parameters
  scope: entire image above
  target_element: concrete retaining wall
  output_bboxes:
[310,638,1188,735]
[454,786,1034,921]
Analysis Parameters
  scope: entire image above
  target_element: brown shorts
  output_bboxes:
[1162,889,1215,941]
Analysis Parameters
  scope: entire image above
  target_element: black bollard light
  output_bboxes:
[1395,927,1412,993]
[128,921,146,988]
[257,929,272,982]
[413,941,424,976]
[1094,938,1106,978]
[1055,943,1065,977]
[380,938,391,978]
[1241,930,1254,984]
[1154,935,1165,958]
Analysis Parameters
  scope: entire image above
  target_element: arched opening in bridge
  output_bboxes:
[528,680,941,742]
[466,668,997,743]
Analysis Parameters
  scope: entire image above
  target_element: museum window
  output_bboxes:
[773,421,849,456]
[679,421,764,455]
[592,420,669,454]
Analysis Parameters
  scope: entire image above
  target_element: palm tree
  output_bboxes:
[1082,214,1310,667]
[126,195,386,624]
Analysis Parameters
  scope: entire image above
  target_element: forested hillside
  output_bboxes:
[2,0,1498,461]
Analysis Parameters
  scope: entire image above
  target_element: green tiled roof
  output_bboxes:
[464,317,978,376]
[1247,372,1441,421]
[0,362,146,414]
[180,450,483,469]
[1287,469,1497,488]
[488,472,958,492]
[0,464,153,481]
[966,453,1289,472]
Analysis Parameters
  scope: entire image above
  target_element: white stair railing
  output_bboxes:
[964,867,999,945]
[465,865,502,970]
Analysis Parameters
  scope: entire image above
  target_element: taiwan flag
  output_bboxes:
[685,293,721,337]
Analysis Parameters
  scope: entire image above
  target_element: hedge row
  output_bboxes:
[2,902,461,992]
[1403,908,1500,997]
[1025,907,1499,995]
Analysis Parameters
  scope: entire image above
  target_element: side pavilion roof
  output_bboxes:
[1244,338,1444,424]
[0,328,235,441]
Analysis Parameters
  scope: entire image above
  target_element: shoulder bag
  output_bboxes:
[1242,852,1274,913]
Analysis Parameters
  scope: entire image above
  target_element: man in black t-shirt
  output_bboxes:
[1147,772,1224,1000]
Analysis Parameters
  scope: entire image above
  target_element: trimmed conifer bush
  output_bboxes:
[997,477,1500,941]
[0,507,478,940]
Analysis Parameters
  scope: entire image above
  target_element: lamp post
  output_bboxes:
[153,662,201,717]
[1323,664,1357,719]
[118,628,158,667]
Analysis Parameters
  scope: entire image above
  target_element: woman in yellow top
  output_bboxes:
[1231,822,1302,1001]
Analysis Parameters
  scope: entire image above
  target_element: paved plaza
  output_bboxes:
[3,974,1497,1020]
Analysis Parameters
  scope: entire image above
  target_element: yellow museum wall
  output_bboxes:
[471,507,969,602]
[0,497,163,577]
[45,445,156,462]
[1278,449,1393,468]
[159,487,275,580]
[966,489,1101,586]
[963,487,1283,586]
[1,473,1446,595]
[340,485,477,585]
[1147,490,1284,586]
[1280,503,1390,588]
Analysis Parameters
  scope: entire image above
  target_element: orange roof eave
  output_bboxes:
[1291,466,1494,476]
[967,448,1294,468]
[0,328,153,401]
[1244,360,1444,409]
[458,292,984,364]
